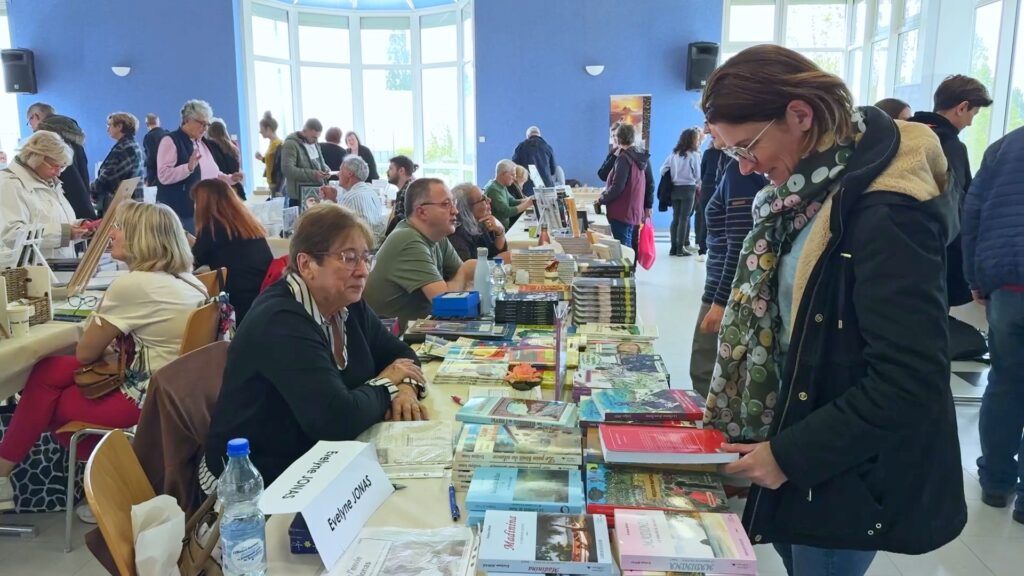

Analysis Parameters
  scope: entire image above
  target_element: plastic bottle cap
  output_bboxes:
[494,258,503,265]
[227,438,250,457]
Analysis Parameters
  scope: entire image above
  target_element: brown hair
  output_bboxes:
[700,44,854,153]
[344,131,362,148]
[933,75,993,112]
[107,112,139,138]
[207,119,240,161]
[325,127,343,144]
[192,179,266,241]
[286,203,375,274]
[259,111,278,132]
[405,177,445,216]
[673,127,701,155]
[615,123,636,147]
[874,98,910,120]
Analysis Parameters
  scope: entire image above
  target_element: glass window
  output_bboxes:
[298,13,349,64]
[852,0,866,45]
[300,67,353,134]
[462,9,474,62]
[875,0,892,33]
[850,48,864,104]
[362,69,413,160]
[964,1,1003,170]
[903,0,922,22]
[422,67,459,164]
[253,61,294,137]
[896,28,919,85]
[798,51,844,76]
[1008,1,1024,132]
[868,39,889,104]
[728,3,775,43]
[252,4,290,60]
[463,65,476,168]
[361,17,411,65]
[422,12,457,64]
[785,3,846,49]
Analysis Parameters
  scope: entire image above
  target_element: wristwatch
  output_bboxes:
[367,377,400,400]
[400,378,428,400]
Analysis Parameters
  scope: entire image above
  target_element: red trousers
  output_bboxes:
[0,356,141,463]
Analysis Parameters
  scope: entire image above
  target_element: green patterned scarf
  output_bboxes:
[705,111,863,442]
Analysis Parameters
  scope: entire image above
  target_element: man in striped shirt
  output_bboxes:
[323,155,388,246]
[689,125,768,398]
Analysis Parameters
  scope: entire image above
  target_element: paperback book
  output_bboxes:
[404,319,516,342]
[575,323,659,341]
[455,424,582,467]
[467,467,584,514]
[435,359,509,386]
[591,389,704,423]
[355,420,454,469]
[479,511,615,575]
[456,397,578,429]
[598,425,738,465]
[584,463,729,517]
[615,510,757,575]
[467,385,544,401]
[326,526,478,576]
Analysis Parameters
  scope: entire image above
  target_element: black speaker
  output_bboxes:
[3,49,37,94]
[686,42,719,91]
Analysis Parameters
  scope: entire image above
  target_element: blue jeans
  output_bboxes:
[978,289,1024,506]
[608,218,634,248]
[773,544,876,576]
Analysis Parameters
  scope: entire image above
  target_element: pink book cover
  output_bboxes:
[615,510,757,575]
[598,425,738,465]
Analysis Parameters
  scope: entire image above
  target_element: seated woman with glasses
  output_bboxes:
[204,203,428,486]
[0,202,207,514]
[449,182,509,261]
[0,130,90,259]
[189,178,273,325]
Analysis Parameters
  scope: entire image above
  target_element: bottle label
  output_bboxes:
[222,518,267,573]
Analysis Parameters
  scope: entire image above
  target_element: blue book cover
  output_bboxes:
[467,510,486,526]
[578,397,603,428]
[467,467,584,514]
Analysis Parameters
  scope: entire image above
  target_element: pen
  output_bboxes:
[451,395,464,406]
[448,483,460,522]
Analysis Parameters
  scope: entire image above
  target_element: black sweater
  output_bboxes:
[191,223,273,325]
[205,281,418,484]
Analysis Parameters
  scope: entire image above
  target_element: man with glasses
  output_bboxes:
[156,99,244,233]
[26,102,96,220]
[366,178,478,327]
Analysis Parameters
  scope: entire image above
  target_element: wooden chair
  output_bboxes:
[84,429,153,576]
[178,302,220,356]
[195,267,227,296]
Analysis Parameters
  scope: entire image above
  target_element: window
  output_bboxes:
[963,1,1003,170]
[896,28,919,85]
[728,2,775,43]
[244,1,475,186]
[903,0,922,21]
[852,0,867,45]
[875,0,892,33]
[785,3,846,48]
[1009,1,1024,132]
[849,48,864,102]
[0,8,19,160]
[868,39,889,104]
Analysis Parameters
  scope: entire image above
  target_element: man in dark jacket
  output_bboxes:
[142,113,168,187]
[696,141,726,258]
[908,74,993,307]
[962,126,1024,524]
[27,103,96,220]
[512,126,557,196]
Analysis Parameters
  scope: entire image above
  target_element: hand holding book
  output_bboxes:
[721,441,788,490]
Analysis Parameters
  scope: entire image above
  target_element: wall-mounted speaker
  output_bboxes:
[686,42,719,92]
[3,49,37,94]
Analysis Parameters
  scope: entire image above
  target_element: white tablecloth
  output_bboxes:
[0,321,83,399]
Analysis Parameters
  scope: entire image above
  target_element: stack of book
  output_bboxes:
[553,254,579,284]
[495,292,562,325]
[572,351,671,401]
[511,247,556,283]
[479,511,616,575]
[403,319,517,343]
[435,358,509,386]
[585,463,730,521]
[575,323,659,342]
[453,424,582,490]
[455,396,579,430]
[465,467,585,525]
[615,510,757,575]
[590,389,705,424]
[572,278,636,324]
[554,236,593,257]
[575,256,634,278]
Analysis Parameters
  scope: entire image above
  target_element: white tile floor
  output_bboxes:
[0,240,1020,575]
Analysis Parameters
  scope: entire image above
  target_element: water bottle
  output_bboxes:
[474,247,493,316]
[219,438,267,576]
[491,258,507,305]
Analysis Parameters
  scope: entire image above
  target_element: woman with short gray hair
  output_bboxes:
[156,99,244,232]
[0,130,87,259]
[448,182,507,261]
[483,159,534,229]
[93,111,144,213]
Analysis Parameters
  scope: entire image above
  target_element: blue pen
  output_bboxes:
[448,483,460,522]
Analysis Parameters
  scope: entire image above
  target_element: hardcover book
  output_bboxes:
[479,511,615,575]
[598,425,738,465]
[615,510,757,575]
[467,467,584,513]
[456,397,578,429]
[591,389,704,423]
[455,424,582,467]
[584,463,729,517]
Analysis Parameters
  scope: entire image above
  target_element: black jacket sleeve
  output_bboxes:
[191,229,214,269]
[360,146,380,182]
[597,152,616,182]
[356,300,419,374]
[770,201,950,489]
[644,163,655,210]
[59,163,97,220]
[262,308,391,441]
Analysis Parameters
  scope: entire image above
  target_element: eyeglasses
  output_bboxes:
[190,118,211,128]
[721,119,776,163]
[470,196,490,207]
[42,157,67,172]
[314,250,375,270]
[420,200,456,210]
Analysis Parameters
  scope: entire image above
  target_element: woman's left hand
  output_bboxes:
[387,387,429,421]
[721,442,788,489]
[480,216,505,236]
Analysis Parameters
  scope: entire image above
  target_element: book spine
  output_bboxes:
[601,412,701,423]
[455,452,582,467]
[467,501,582,514]
[479,559,614,575]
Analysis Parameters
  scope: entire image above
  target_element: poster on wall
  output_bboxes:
[609,94,652,151]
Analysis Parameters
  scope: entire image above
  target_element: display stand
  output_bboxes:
[66,177,139,296]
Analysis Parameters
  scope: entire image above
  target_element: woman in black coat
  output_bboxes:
[205,119,246,200]
[700,45,965,575]
[344,131,380,182]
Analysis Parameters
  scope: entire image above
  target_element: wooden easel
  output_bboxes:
[66,177,140,297]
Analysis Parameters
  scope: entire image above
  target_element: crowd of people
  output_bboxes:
[0,41,1021,576]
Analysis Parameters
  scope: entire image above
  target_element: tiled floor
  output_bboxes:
[0,240,1020,575]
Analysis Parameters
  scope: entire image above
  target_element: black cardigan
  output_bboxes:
[191,223,273,325]
[204,281,418,484]
[204,139,246,200]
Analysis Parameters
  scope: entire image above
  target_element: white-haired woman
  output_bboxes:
[0,130,88,259]
[92,111,144,214]
[484,159,534,229]
[0,202,208,513]
[156,99,243,233]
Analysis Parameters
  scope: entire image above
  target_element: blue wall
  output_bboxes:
[8,0,244,177]
[474,0,722,228]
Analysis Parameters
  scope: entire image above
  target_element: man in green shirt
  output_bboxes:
[484,159,534,229]
[366,178,478,326]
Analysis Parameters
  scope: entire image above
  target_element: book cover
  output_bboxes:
[444,345,511,362]
[575,324,659,341]
[467,468,584,513]
[587,340,656,355]
[456,397,578,429]
[455,424,582,466]
[615,510,757,575]
[479,511,615,575]
[573,369,669,394]
[355,421,454,468]
[510,346,557,367]
[436,359,509,384]
[330,526,477,576]
[584,463,729,517]
[598,425,738,465]
[591,389,704,423]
